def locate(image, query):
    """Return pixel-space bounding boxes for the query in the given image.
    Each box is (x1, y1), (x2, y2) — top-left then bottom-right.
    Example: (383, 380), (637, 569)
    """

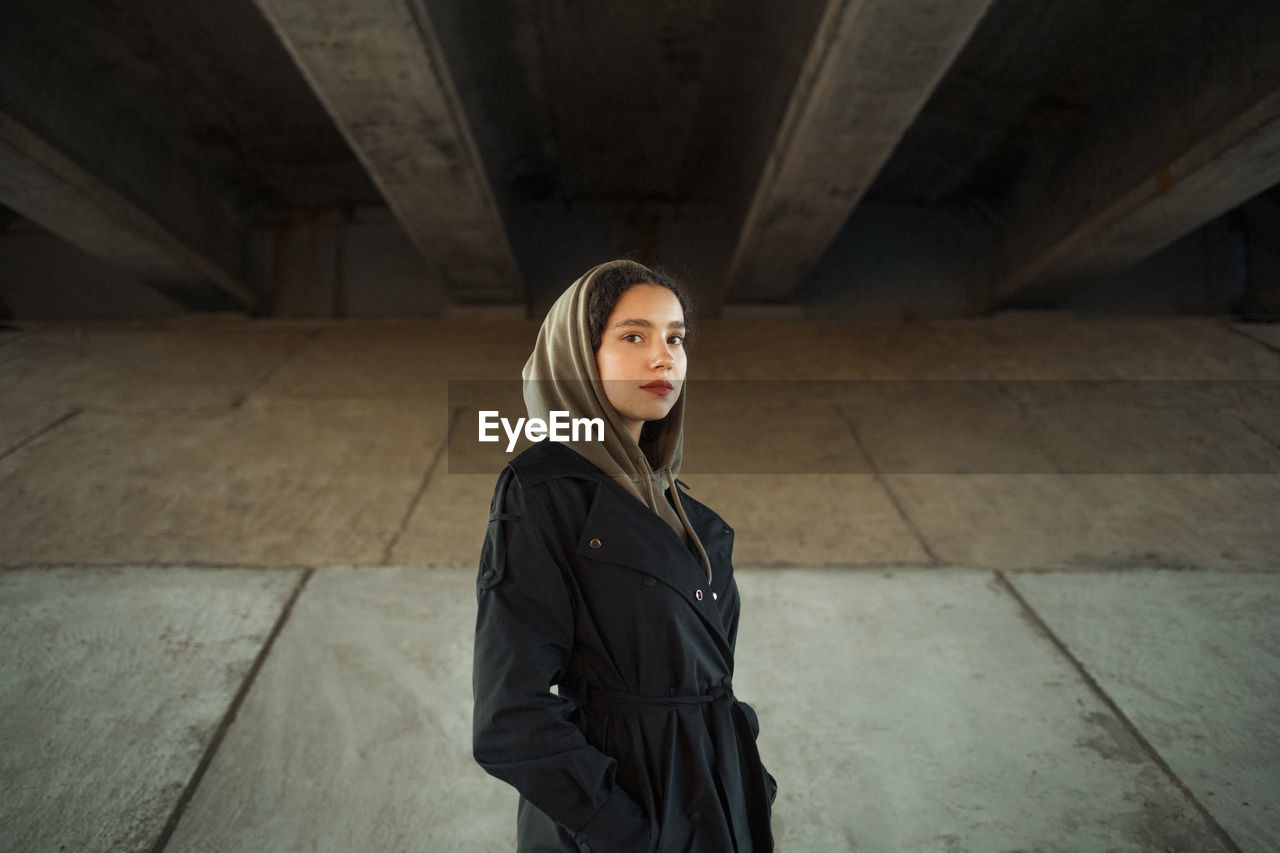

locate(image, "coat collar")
(509, 441), (733, 647)
(507, 440), (616, 488)
(576, 482), (732, 650)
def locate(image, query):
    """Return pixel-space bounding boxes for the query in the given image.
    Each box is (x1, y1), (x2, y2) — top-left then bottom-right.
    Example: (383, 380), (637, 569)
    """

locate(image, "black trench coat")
(472, 441), (775, 852)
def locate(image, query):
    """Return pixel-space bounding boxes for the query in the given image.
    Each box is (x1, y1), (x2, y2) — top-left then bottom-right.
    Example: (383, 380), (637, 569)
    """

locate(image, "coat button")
(643, 577), (656, 588)
(481, 569), (495, 581)
(695, 589), (703, 600)
(712, 591), (718, 600)
(668, 686), (678, 696)
(588, 537), (602, 549)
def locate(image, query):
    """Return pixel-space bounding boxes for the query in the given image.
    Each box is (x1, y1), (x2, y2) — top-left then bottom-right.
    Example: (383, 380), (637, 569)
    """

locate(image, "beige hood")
(521, 260), (712, 581)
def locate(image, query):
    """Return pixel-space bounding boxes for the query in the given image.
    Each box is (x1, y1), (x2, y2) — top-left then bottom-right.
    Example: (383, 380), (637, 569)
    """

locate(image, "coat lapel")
(574, 478), (731, 643)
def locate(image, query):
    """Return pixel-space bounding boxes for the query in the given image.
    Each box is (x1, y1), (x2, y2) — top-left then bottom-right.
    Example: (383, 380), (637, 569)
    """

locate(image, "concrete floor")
(1, 316), (1277, 851)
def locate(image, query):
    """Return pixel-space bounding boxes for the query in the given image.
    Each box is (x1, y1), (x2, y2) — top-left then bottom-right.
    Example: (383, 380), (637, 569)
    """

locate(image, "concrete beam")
(721, 0), (994, 304)
(0, 114), (259, 311)
(989, 6), (1280, 308)
(0, 0), (262, 312)
(252, 0), (523, 303)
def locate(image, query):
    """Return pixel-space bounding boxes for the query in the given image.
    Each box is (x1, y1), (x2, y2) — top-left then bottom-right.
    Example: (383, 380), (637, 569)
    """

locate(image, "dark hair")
(587, 262), (695, 352)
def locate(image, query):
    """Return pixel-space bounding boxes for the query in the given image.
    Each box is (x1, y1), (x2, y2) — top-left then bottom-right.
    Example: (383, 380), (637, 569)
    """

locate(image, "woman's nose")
(651, 341), (675, 368)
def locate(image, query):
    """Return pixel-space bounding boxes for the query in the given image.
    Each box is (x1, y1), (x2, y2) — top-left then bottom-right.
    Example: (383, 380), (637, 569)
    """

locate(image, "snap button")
(643, 577), (656, 588)
(712, 591), (718, 600)
(481, 569), (495, 581)
(695, 589), (703, 600)
(588, 538), (602, 549)
(722, 525), (731, 534)
(668, 686), (678, 696)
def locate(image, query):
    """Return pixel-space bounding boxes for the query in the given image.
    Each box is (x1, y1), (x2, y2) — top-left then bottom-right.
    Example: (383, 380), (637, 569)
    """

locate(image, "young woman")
(472, 260), (775, 852)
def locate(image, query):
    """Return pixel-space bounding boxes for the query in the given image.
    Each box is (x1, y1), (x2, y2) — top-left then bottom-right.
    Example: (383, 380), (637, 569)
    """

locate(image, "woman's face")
(594, 283), (687, 443)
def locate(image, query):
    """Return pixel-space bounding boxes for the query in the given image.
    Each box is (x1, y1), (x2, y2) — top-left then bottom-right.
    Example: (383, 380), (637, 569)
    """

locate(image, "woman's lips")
(640, 381), (674, 396)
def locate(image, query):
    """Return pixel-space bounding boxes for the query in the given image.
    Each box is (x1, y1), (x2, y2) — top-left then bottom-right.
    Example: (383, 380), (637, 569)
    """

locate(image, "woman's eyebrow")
(612, 318), (688, 329)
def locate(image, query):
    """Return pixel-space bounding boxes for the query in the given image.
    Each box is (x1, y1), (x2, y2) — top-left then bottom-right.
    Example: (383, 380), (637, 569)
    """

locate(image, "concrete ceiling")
(2, 0), (1279, 315)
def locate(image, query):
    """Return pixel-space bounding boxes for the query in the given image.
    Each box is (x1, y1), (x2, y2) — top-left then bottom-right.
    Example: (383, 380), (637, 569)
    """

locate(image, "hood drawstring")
(665, 466), (712, 583)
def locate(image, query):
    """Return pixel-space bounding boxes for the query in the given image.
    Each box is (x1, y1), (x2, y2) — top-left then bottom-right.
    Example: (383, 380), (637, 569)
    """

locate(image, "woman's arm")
(472, 469), (652, 852)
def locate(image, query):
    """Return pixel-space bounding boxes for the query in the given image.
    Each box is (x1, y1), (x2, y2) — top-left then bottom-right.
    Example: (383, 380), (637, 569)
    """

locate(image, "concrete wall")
(795, 203), (991, 321)
(4, 192), (1276, 322)
(790, 194), (1277, 322)
(256, 206), (453, 318)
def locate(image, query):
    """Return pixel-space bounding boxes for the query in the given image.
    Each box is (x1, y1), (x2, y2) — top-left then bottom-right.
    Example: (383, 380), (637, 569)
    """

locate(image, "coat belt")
(562, 682), (773, 851)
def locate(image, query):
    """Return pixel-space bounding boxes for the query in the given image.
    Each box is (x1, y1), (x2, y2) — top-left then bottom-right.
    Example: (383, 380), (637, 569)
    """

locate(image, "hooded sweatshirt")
(521, 260), (713, 582)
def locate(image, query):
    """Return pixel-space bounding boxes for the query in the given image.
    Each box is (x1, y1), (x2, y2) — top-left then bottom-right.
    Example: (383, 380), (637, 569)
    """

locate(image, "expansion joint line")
(380, 406), (463, 565)
(993, 571), (1243, 853)
(149, 567), (316, 853)
(231, 327), (326, 409)
(834, 404), (941, 565)
(0, 407), (82, 463)
(1223, 319), (1280, 358)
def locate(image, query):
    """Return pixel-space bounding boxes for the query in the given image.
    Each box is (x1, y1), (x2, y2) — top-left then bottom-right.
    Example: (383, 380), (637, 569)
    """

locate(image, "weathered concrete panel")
(163, 566), (1235, 851)
(0, 325), (316, 411)
(693, 317), (1280, 381)
(390, 474), (493, 566)
(399, 468), (930, 568)
(0, 404), (76, 459)
(1233, 322), (1280, 355)
(252, 0), (523, 302)
(733, 569), (1230, 850)
(0, 565), (302, 853)
(723, 0), (995, 303)
(886, 473), (1280, 571)
(1009, 570), (1280, 851)
(259, 321), (537, 398)
(684, 475), (930, 566)
(0, 400), (442, 566)
(166, 566), (515, 852)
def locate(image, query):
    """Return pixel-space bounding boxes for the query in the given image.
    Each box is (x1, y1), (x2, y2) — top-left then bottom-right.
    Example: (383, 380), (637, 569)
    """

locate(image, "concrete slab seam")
(1223, 320), (1280, 358)
(1002, 564), (1280, 576)
(992, 380), (1068, 473)
(147, 567), (316, 853)
(379, 406), (464, 565)
(1236, 416), (1280, 454)
(993, 570), (1244, 853)
(229, 326), (326, 409)
(834, 403), (941, 565)
(0, 406), (81, 463)
(0, 561), (320, 573)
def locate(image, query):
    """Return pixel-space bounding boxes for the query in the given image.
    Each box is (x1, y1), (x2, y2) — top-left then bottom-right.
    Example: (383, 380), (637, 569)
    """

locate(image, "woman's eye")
(622, 333), (643, 343)
(668, 335), (684, 346)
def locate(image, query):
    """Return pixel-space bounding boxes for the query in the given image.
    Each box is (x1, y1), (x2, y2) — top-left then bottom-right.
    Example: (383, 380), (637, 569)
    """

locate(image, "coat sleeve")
(472, 468), (653, 852)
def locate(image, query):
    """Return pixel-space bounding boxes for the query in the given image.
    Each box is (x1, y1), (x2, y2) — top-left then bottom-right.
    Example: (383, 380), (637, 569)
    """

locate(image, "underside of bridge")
(3, 0), (1280, 320)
